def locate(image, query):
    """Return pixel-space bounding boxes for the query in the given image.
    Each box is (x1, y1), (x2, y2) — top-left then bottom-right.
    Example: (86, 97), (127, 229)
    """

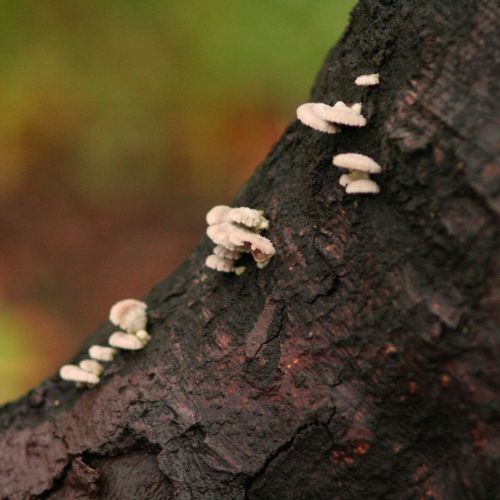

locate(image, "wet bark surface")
(1, 0), (499, 498)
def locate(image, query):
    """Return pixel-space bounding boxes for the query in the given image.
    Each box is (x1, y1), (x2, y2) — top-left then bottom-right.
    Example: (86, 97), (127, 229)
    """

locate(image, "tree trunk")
(1, 0), (499, 498)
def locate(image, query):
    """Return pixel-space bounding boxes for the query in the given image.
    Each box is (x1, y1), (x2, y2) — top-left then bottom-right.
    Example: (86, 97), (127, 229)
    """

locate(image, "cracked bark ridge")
(1, 0), (499, 498)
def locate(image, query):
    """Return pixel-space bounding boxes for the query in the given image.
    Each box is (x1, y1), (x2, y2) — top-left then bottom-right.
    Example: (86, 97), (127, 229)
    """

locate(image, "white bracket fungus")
(59, 364), (100, 385)
(355, 73), (380, 86)
(345, 178), (380, 194)
(108, 298), (151, 349)
(60, 298), (150, 387)
(109, 298), (147, 334)
(205, 252), (246, 275)
(206, 205), (269, 231)
(333, 153), (382, 195)
(205, 205), (275, 273)
(296, 103), (339, 134)
(89, 345), (117, 362)
(79, 359), (104, 376)
(213, 244), (242, 261)
(297, 101), (366, 131)
(333, 153), (382, 174)
(108, 331), (145, 350)
(324, 101), (367, 127)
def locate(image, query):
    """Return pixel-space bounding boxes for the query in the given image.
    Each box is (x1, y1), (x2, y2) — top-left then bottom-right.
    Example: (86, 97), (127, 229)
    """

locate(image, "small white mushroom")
(345, 179), (380, 194)
(206, 254), (236, 273)
(229, 207), (269, 231)
(332, 153), (382, 174)
(79, 359), (104, 376)
(207, 224), (275, 268)
(206, 206), (268, 230)
(355, 73), (380, 86)
(108, 331), (145, 350)
(213, 244), (242, 261)
(227, 227), (276, 265)
(296, 103), (339, 134)
(135, 329), (151, 344)
(205, 254), (246, 275)
(333, 154), (382, 195)
(60, 364), (99, 385)
(207, 223), (240, 251)
(323, 103), (367, 127)
(333, 101), (363, 115)
(109, 299), (147, 333)
(339, 172), (369, 187)
(89, 345), (117, 362)
(206, 204), (275, 271)
(206, 205), (232, 226)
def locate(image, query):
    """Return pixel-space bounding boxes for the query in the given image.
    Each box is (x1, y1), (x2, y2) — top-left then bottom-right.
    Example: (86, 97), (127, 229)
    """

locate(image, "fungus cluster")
(355, 73), (380, 86)
(59, 298), (150, 386)
(205, 205), (275, 273)
(296, 71), (382, 195)
(333, 153), (381, 194)
(296, 100), (366, 133)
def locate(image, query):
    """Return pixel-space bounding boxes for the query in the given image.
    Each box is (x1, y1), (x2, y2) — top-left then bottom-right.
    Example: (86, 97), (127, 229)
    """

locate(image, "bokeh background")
(0, 0), (356, 404)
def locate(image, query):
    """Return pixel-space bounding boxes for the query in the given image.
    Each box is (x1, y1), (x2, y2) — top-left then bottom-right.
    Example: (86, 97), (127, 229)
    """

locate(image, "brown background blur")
(0, 0), (356, 404)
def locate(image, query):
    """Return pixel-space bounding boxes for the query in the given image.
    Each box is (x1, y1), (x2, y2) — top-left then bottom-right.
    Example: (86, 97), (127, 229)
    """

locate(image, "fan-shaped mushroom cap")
(206, 205), (232, 226)
(296, 103), (338, 134)
(89, 345), (117, 362)
(338, 171), (369, 187)
(229, 207), (269, 230)
(79, 359), (104, 376)
(109, 299), (147, 333)
(60, 365), (99, 385)
(205, 254), (235, 273)
(207, 223), (239, 250)
(333, 101), (362, 115)
(207, 206), (268, 230)
(213, 244), (241, 261)
(345, 179), (380, 194)
(355, 73), (380, 86)
(333, 153), (382, 174)
(228, 228), (275, 261)
(108, 331), (144, 350)
(323, 105), (367, 127)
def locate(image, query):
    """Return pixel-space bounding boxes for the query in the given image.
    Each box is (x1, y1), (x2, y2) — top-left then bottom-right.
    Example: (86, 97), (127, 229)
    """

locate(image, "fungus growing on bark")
(355, 73), (380, 86)
(296, 103), (339, 133)
(213, 244), (242, 261)
(89, 345), (117, 362)
(79, 359), (104, 376)
(205, 254), (247, 275)
(297, 101), (366, 130)
(206, 205), (269, 230)
(59, 365), (100, 385)
(60, 299), (150, 386)
(324, 101), (367, 127)
(226, 228), (275, 268)
(229, 207), (269, 231)
(109, 299), (147, 333)
(206, 205), (275, 272)
(333, 153), (382, 174)
(108, 331), (145, 350)
(136, 329), (151, 344)
(345, 178), (380, 194)
(333, 153), (382, 194)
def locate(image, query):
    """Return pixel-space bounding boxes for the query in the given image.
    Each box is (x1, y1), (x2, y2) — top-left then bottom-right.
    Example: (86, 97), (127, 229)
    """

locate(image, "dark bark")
(1, 0), (499, 498)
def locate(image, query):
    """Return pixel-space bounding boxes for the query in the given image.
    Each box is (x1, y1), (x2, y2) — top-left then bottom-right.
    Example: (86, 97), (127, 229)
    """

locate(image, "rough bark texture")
(1, 0), (499, 498)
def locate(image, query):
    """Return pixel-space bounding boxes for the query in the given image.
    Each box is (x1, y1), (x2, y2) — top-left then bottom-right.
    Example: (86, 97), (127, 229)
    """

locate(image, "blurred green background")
(0, 0), (356, 404)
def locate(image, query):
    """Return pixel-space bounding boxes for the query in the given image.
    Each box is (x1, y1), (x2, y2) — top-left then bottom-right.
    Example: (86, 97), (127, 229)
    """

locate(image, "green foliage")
(0, 0), (356, 199)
